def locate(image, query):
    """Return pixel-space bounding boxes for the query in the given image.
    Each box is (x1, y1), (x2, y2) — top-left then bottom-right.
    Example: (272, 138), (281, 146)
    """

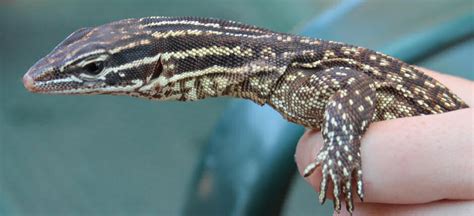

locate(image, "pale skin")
(295, 67), (474, 215)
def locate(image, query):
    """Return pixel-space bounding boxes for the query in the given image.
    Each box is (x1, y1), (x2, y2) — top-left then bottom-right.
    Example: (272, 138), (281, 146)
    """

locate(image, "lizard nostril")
(23, 73), (37, 92)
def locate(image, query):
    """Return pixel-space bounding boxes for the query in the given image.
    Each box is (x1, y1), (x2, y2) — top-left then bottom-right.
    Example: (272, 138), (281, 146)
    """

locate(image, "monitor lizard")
(22, 17), (469, 214)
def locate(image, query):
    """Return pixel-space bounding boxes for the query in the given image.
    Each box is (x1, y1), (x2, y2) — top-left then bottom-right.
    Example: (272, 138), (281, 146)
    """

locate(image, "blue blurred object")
(183, 103), (302, 215)
(184, 4), (474, 216)
(299, 0), (364, 37)
(384, 13), (474, 64)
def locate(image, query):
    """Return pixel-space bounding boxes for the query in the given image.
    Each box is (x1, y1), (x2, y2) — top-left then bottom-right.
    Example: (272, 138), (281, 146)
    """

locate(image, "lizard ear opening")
(150, 56), (163, 80)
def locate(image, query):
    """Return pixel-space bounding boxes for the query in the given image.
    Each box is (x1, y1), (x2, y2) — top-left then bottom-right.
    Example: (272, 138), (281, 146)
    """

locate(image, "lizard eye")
(83, 61), (105, 75)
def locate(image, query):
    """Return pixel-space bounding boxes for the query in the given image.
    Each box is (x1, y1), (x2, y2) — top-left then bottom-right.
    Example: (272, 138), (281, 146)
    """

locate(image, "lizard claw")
(303, 159), (328, 204)
(303, 161), (319, 177)
(304, 149), (363, 214)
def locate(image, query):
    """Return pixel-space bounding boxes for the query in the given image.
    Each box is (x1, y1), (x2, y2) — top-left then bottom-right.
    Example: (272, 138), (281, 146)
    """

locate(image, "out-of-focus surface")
(0, 0), (472, 215)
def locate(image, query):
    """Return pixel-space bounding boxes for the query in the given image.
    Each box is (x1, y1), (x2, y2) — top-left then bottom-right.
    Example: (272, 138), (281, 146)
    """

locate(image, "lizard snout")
(23, 72), (38, 92)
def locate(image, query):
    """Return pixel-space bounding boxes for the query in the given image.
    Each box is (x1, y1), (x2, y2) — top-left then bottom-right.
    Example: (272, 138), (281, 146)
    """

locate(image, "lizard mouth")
(22, 70), (84, 94)
(23, 61), (89, 94)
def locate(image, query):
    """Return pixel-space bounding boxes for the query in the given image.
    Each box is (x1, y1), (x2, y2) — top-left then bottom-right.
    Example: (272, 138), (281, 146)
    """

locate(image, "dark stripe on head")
(160, 34), (255, 52)
(172, 54), (259, 75)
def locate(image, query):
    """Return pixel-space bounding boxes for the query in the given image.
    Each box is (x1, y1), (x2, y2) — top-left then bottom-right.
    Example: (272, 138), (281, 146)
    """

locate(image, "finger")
(295, 69), (474, 204)
(297, 107), (474, 204)
(335, 200), (474, 216)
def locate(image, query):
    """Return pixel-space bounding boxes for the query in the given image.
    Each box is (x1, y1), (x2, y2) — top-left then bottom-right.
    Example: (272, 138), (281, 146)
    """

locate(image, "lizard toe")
(303, 160), (320, 177)
(319, 163), (329, 204)
(355, 167), (364, 201)
(343, 179), (354, 213)
(331, 175), (342, 213)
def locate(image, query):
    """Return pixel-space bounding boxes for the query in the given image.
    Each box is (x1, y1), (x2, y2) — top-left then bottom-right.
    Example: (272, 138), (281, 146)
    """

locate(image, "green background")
(1, 0), (472, 215)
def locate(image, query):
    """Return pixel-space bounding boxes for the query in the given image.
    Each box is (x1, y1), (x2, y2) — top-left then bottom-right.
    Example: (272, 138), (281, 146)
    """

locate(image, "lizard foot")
(303, 149), (364, 214)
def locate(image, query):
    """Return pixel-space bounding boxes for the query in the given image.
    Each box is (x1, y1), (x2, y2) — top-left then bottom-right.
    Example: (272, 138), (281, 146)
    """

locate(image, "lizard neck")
(152, 43), (291, 104)
(134, 17), (324, 103)
(139, 36), (302, 103)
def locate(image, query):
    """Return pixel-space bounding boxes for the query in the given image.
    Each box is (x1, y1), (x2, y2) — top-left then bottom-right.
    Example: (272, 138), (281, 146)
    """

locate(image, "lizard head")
(23, 18), (161, 96)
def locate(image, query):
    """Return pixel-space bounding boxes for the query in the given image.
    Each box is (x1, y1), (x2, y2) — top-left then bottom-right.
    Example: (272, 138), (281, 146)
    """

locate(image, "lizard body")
(23, 17), (469, 213)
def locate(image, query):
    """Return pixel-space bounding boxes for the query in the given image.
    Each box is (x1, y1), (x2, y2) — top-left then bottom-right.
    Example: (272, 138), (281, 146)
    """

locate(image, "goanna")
(23, 17), (469, 213)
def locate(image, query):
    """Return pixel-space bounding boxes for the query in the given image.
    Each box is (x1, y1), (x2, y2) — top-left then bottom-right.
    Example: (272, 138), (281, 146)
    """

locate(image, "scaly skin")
(23, 17), (469, 213)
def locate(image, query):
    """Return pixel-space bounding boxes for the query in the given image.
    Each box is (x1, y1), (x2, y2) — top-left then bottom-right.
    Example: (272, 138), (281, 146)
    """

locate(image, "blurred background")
(0, 0), (472, 215)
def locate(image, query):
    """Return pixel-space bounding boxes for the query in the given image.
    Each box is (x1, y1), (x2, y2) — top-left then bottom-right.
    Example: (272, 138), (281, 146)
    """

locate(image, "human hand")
(295, 67), (474, 215)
